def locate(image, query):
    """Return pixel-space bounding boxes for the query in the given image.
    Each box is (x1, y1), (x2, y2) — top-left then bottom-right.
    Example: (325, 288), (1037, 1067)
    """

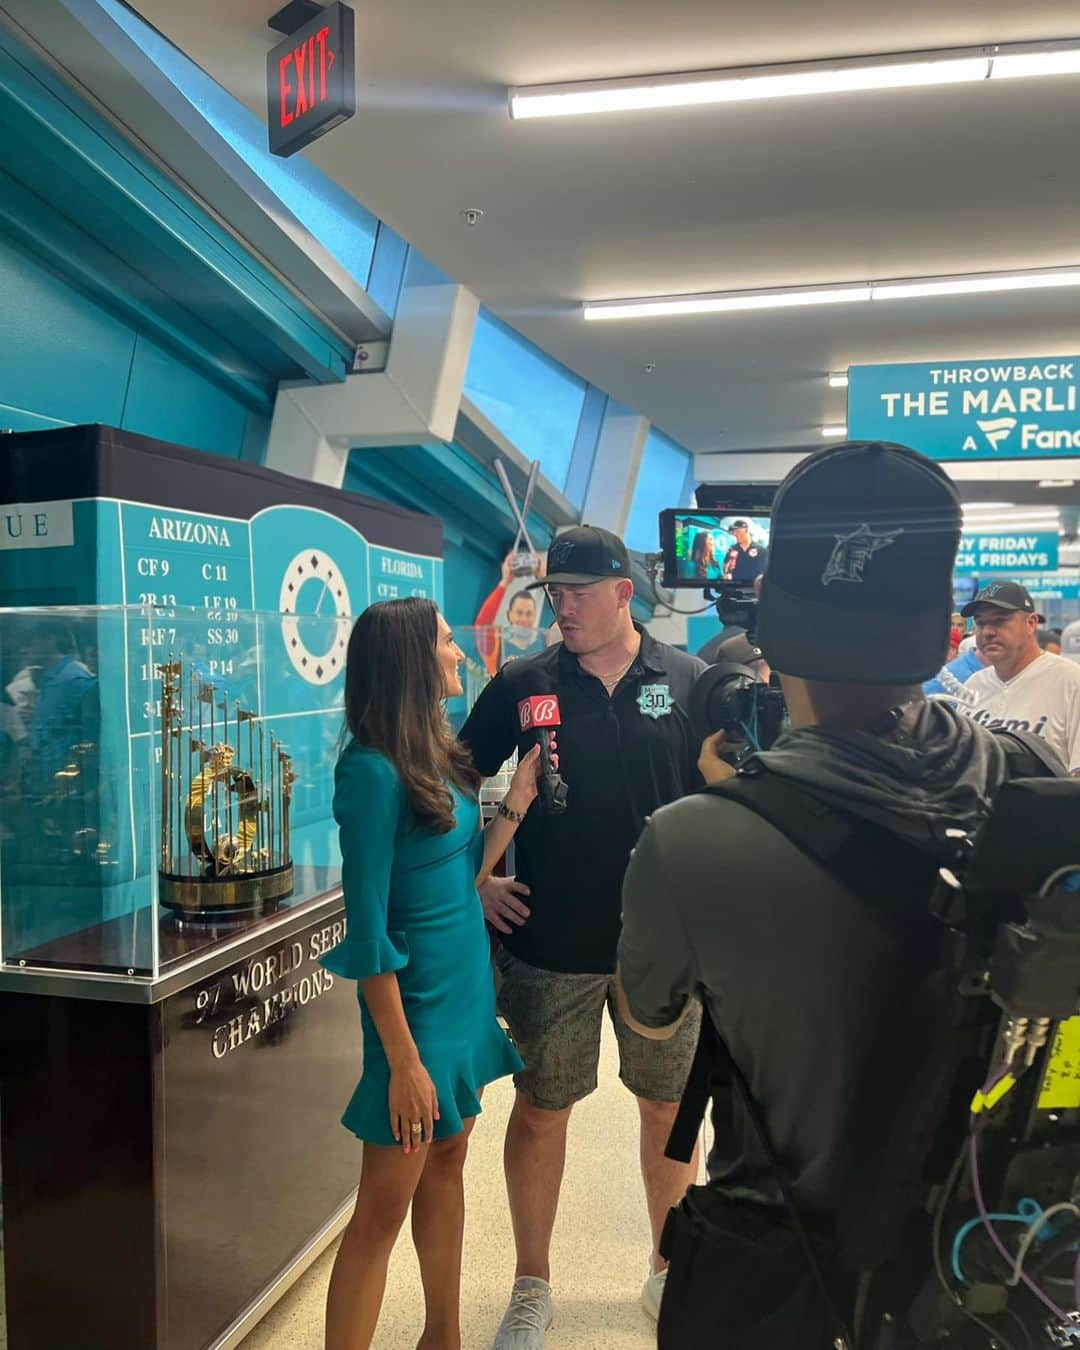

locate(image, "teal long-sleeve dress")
(322, 742), (522, 1144)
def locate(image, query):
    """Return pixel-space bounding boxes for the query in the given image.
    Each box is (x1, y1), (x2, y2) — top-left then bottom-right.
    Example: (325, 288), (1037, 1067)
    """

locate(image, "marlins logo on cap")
(822, 524), (904, 586)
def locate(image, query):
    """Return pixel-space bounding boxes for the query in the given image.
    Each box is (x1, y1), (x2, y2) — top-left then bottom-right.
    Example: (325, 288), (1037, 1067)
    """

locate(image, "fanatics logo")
(976, 417), (1018, 453)
(822, 523), (903, 586)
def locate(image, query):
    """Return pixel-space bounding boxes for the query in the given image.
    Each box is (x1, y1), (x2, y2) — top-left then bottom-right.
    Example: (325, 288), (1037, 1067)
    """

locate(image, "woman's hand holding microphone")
(506, 742), (542, 815)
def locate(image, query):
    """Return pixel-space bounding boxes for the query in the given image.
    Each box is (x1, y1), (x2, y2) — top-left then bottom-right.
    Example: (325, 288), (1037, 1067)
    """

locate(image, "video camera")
(652, 485), (787, 754)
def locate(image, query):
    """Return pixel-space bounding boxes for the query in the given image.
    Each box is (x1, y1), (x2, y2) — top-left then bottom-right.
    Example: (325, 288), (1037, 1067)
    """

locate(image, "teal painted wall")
(0, 226), (265, 458)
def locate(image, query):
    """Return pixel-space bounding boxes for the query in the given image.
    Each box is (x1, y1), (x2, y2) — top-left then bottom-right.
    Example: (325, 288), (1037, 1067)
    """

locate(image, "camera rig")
(891, 777), (1080, 1350)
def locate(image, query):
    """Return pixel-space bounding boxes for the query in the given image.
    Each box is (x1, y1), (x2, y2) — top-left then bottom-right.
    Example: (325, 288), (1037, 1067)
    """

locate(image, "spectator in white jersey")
(959, 580), (1080, 774)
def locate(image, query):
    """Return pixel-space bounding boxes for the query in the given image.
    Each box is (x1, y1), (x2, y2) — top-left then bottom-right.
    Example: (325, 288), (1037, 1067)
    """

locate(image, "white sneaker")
(641, 1267), (668, 1322)
(493, 1277), (553, 1349)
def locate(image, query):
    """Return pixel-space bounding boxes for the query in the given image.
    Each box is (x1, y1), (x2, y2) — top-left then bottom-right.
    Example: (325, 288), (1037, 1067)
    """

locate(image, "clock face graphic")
(279, 549), (352, 685)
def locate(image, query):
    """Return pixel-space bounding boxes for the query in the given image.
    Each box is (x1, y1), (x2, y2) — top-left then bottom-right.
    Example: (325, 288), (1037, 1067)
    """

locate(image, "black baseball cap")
(756, 441), (962, 684)
(961, 581), (1045, 624)
(528, 525), (631, 587)
(730, 519), (751, 530)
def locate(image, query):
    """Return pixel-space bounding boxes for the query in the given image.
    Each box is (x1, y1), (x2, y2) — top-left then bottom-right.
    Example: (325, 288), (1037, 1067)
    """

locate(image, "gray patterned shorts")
(494, 947), (701, 1111)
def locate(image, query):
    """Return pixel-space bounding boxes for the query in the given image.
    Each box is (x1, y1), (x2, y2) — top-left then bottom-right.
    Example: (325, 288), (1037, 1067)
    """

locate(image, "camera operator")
(616, 442), (1066, 1349)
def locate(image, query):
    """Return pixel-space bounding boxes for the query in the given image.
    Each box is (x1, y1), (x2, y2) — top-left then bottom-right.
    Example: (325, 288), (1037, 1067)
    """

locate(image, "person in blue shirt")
(27, 622), (97, 794)
(322, 597), (539, 1350)
(923, 637), (987, 700)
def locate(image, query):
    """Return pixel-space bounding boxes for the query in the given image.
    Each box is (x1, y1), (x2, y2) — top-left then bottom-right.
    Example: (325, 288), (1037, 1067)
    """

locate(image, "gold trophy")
(156, 659), (295, 919)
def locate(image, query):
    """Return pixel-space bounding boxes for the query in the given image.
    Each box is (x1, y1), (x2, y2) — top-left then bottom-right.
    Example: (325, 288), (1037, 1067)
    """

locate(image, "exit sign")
(267, 3), (355, 158)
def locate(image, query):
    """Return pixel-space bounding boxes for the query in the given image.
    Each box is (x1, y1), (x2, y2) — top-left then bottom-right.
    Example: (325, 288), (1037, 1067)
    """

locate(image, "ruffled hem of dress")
(340, 1022), (523, 1145)
(320, 930), (409, 981)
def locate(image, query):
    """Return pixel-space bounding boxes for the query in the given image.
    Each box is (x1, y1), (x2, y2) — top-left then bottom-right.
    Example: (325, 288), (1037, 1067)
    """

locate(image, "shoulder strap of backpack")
(991, 725), (1067, 779)
(703, 769), (941, 921)
(667, 769), (941, 1166)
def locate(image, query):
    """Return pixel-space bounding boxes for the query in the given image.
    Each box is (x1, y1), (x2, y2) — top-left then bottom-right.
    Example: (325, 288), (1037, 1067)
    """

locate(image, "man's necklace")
(590, 654), (636, 690)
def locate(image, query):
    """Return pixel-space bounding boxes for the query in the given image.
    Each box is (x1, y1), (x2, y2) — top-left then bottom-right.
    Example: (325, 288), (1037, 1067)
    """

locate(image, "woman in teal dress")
(322, 597), (537, 1350)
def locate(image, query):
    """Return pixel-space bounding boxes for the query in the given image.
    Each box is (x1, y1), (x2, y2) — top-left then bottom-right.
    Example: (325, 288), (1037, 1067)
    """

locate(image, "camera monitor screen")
(660, 509), (772, 589)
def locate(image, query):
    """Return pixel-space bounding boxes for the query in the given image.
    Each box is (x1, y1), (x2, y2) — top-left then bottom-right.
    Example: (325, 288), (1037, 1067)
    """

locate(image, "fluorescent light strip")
(961, 502), (1016, 511)
(584, 284), (869, 321)
(828, 372), (850, 388)
(964, 514), (1059, 521)
(510, 41), (1080, 120)
(872, 269), (1080, 300)
(821, 425), (848, 438)
(963, 514), (1060, 524)
(584, 267), (1080, 321)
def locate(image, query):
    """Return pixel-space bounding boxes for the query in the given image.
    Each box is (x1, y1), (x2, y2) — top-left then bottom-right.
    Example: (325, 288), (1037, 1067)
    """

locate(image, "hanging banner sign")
(267, 3), (355, 158)
(848, 357), (1080, 460)
(1022, 572), (1080, 601)
(955, 532), (1059, 573)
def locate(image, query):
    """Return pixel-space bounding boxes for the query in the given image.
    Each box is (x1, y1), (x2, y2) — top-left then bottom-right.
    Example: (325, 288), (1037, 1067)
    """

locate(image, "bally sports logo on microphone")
(518, 696), (561, 731)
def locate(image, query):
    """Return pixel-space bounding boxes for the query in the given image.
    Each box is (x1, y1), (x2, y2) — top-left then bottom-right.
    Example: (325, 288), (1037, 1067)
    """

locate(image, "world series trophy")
(156, 659), (295, 920)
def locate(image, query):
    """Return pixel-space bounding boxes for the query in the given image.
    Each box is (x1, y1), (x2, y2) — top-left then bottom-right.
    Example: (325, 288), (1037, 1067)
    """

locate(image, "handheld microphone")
(517, 695), (569, 815)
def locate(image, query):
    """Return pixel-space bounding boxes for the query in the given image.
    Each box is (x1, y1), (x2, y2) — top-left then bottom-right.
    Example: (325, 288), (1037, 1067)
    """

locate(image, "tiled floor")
(241, 1023), (703, 1349)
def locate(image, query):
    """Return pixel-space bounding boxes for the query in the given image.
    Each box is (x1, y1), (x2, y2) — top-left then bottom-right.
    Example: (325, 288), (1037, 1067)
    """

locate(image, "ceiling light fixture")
(962, 516), (1061, 530)
(510, 40), (1080, 120)
(1038, 478), (1076, 487)
(821, 424), (848, 438)
(828, 372), (850, 388)
(583, 266), (1080, 321)
(584, 283), (870, 321)
(961, 502), (1016, 511)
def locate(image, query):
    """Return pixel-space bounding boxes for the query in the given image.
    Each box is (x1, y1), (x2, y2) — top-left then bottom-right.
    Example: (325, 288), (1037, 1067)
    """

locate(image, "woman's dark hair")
(343, 598), (480, 834)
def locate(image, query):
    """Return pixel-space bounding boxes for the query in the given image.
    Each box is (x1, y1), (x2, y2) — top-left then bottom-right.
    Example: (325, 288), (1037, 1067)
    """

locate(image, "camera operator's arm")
(616, 809), (698, 1041)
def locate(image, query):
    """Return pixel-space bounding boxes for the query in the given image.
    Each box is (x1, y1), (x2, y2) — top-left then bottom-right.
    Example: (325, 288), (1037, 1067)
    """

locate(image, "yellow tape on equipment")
(1037, 1017), (1080, 1112)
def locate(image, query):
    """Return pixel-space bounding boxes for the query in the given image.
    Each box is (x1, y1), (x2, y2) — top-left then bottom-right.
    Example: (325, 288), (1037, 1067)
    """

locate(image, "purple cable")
(969, 1132), (1071, 1323)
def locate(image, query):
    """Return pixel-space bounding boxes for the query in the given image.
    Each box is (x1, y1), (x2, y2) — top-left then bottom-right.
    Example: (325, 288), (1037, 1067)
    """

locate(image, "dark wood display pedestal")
(0, 887), (362, 1350)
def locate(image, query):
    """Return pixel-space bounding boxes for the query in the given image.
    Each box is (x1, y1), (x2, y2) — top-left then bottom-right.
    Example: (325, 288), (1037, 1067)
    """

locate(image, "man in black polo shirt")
(460, 525), (706, 1347)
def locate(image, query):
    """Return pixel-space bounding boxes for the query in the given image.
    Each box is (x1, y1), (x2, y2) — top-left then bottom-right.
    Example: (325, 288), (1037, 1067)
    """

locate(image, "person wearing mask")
(322, 598), (541, 1350)
(460, 525), (707, 1347)
(959, 581), (1080, 774)
(617, 442), (1065, 1348)
(475, 553), (549, 676)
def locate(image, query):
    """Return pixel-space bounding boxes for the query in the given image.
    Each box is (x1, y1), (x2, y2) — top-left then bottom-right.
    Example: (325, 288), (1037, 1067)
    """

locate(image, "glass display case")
(0, 604), (346, 984)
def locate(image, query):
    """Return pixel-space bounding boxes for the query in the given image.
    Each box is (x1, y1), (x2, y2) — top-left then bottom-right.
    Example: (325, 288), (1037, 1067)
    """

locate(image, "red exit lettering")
(278, 25), (336, 129)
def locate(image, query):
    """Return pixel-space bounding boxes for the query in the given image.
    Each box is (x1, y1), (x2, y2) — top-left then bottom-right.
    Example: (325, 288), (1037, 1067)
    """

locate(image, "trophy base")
(158, 864), (294, 920)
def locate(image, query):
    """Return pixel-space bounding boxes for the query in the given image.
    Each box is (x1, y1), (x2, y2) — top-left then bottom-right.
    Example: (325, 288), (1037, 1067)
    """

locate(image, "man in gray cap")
(960, 580), (1080, 773)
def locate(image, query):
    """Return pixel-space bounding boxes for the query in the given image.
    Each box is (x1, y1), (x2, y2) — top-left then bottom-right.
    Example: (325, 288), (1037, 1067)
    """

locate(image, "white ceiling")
(130, 0), (1080, 458)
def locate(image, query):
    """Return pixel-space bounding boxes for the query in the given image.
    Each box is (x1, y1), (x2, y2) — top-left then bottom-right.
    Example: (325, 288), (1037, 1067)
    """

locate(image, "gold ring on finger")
(410, 1122), (422, 1135)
